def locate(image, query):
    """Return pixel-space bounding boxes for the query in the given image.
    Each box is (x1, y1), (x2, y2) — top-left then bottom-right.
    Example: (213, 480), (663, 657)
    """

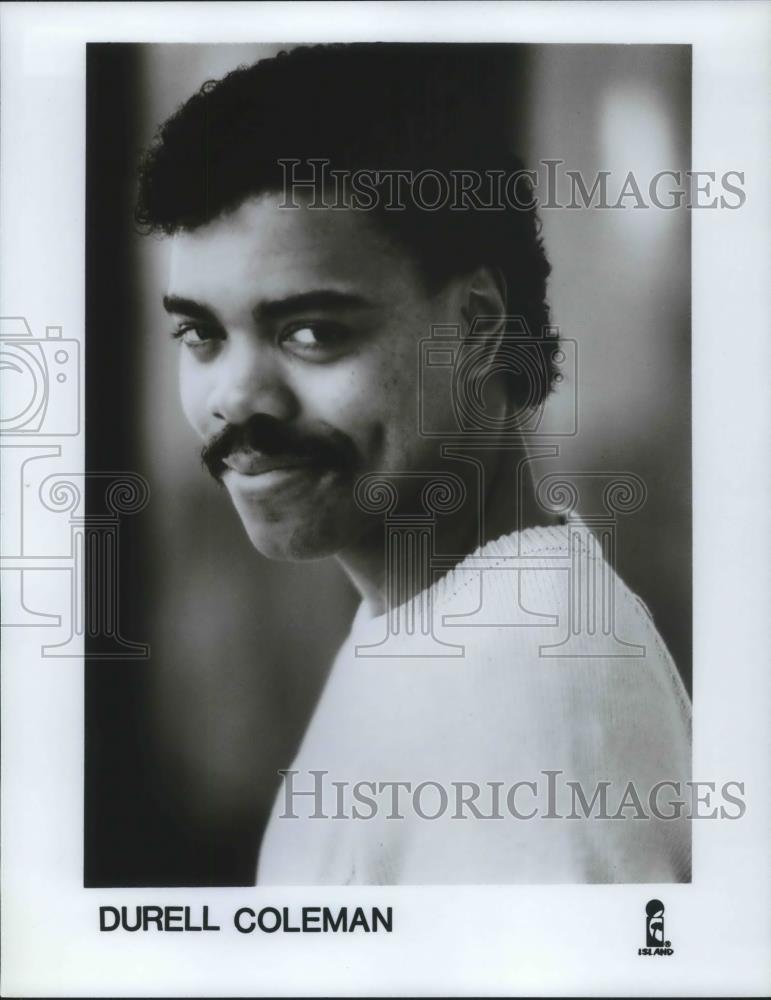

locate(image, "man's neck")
(337, 440), (561, 618)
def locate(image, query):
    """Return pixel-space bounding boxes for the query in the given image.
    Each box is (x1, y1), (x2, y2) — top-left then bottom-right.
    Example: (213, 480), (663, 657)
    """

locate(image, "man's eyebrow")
(254, 290), (374, 322)
(162, 290), (375, 325)
(162, 295), (220, 323)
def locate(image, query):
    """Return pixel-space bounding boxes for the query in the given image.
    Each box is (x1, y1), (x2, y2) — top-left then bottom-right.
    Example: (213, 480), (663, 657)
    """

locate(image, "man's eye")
(282, 322), (350, 355)
(171, 325), (219, 349)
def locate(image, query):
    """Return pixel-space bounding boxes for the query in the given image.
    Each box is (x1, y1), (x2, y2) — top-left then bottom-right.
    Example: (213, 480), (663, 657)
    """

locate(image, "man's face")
(165, 194), (463, 561)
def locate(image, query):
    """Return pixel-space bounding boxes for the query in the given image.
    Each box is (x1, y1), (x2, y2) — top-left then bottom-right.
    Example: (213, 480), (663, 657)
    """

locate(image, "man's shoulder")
(435, 526), (687, 700)
(418, 540), (691, 764)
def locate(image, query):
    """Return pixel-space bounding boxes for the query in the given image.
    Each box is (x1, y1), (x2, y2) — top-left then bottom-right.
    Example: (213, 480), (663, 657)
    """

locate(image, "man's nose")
(207, 340), (298, 426)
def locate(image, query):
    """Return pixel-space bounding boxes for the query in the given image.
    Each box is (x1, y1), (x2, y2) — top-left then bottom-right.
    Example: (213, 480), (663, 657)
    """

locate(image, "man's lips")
(221, 450), (318, 477)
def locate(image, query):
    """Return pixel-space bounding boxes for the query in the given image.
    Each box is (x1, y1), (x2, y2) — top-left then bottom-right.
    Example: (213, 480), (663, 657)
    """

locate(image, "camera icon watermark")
(353, 314), (649, 658)
(1, 316), (148, 658)
(418, 316), (577, 440)
(0, 316), (80, 436)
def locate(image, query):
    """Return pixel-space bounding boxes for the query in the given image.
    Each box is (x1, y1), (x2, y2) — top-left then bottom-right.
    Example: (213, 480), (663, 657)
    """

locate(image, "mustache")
(200, 414), (359, 481)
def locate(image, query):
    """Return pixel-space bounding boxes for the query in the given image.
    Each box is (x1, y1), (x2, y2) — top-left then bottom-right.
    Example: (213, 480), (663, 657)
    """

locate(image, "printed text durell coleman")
(99, 905), (393, 934)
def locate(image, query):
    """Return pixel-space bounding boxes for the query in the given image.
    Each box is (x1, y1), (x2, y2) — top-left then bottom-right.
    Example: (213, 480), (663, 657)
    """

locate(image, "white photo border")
(1, 2), (769, 996)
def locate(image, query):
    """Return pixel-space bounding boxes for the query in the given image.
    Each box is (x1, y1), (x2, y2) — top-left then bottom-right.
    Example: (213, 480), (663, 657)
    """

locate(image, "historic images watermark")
(0, 316), (149, 658)
(279, 158), (746, 212)
(350, 314), (651, 659)
(276, 769), (746, 822)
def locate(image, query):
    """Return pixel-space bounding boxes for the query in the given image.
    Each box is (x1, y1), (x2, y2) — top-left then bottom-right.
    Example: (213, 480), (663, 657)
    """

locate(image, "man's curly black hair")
(136, 43), (556, 406)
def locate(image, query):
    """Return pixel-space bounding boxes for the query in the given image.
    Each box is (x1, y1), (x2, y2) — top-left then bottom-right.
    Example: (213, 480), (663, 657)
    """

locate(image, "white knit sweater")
(257, 520), (692, 884)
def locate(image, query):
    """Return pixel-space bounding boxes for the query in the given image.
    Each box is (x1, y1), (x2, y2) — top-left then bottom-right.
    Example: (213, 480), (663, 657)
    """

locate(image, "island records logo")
(638, 899), (674, 956)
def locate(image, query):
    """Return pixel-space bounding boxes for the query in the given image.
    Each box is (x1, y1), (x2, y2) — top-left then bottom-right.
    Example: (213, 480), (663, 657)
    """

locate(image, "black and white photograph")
(1, 3), (769, 997)
(87, 40), (695, 888)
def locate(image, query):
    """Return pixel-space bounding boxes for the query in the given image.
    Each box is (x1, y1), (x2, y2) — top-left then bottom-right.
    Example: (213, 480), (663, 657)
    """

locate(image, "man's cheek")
(358, 408), (419, 471)
(178, 365), (208, 439)
(305, 381), (383, 451)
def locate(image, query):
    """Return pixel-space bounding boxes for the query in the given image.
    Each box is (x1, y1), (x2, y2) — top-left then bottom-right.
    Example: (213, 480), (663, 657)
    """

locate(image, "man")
(137, 43), (691, 884)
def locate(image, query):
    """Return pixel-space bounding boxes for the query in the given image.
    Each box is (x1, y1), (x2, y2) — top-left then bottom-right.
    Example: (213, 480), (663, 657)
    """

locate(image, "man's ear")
(460, 265), (509, 356)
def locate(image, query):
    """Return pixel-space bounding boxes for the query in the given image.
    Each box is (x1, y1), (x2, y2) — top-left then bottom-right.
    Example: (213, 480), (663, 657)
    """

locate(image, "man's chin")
(223, 466), (365, 561)
(240, 517), (350, 562)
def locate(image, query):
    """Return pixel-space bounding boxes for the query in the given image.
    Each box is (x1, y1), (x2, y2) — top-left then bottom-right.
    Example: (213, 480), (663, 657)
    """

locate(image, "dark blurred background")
(85, 43), (691, 886)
